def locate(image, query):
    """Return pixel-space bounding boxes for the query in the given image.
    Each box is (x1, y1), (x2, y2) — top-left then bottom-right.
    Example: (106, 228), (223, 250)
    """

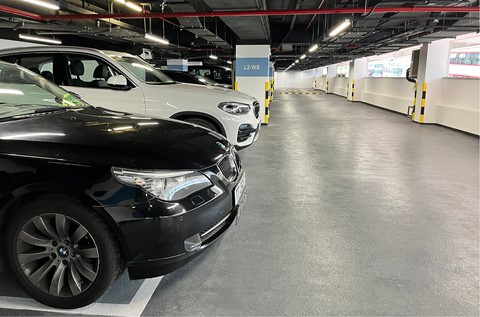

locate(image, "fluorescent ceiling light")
(308, 44), (319, 53)
(227, 60), (232, 64)
(300, 54), (306, 60)
(209, 54), (218, 60)
(144, 33), (169, 45)
(23, 0), (59, 10)
(329, 19), (351, 37)
(19, 34), (62, 44)
(295, 60), (299, 63)
(115, 0), (126, 3)
(125, 1), (142, 12)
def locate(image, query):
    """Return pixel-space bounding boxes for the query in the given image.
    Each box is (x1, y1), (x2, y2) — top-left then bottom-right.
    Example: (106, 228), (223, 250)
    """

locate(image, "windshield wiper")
(34, 106), (65, 113)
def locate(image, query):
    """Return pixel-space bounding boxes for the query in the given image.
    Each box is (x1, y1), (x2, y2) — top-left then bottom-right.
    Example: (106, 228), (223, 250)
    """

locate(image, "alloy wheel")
(15, 213), (100, 297)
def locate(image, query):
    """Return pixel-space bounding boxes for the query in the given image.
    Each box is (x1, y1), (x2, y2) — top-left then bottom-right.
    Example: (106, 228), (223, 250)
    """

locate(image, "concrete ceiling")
(0, 0), (478, 69)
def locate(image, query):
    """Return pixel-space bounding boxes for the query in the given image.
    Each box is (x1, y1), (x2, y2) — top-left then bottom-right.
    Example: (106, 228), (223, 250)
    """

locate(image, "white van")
(0, 46), (261, 149)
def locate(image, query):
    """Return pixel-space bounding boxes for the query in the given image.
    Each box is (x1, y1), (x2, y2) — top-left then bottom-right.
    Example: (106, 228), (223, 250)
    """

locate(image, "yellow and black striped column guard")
(420, 82), (427, 123)
(264, 81), (270, 124)
(351, 80), (355, 101)
(325, 79), (329, 93)
(411, 82), (418, 121)
(270, 78), (274, 102)
(234, 81), (238, 91)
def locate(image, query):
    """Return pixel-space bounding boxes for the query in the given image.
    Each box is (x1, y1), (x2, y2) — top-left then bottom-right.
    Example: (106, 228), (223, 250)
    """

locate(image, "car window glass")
(108, 55), (173, 85)
(65, 54), (120, 88)
(13, 55), (55, 80)
(213, 68), (231, 82)
(175, 73), (195, 84)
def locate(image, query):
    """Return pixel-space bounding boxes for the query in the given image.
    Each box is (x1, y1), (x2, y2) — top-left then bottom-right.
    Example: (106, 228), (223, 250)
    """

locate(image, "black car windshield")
(0, 62), (89, 120)
(109, 55), (175, 85)
(194, 74), (218, 86)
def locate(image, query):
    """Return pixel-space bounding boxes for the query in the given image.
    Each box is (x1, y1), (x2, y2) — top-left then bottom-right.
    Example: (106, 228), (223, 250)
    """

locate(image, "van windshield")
(0, 62), (89, 120)
(109, 55), (175, 85)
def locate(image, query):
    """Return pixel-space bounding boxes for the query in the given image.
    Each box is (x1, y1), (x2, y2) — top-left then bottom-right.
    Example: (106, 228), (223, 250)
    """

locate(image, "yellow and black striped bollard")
(420, 82), (427, 123)
(264, 81), (270, 124)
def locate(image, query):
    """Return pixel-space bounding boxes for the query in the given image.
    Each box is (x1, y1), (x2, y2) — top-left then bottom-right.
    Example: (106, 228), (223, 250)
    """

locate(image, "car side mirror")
(107, 75), (130, 90)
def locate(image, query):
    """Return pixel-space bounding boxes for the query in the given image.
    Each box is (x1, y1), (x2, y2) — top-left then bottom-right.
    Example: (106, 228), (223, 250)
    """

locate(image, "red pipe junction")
(1, 5), (478, 21)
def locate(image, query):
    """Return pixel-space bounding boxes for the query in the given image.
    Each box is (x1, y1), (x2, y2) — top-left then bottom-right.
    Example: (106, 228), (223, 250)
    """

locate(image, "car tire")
(5, 194), (122, 309)
(184, 117), (219, 133)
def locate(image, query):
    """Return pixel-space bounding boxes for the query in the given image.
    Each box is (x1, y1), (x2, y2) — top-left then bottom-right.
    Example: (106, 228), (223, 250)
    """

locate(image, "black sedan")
(162, 70), (233, 89)
(0, 62), (246, 309)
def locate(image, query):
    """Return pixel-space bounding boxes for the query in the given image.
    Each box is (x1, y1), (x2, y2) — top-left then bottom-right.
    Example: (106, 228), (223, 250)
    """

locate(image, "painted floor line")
(0, 276), (163, 317)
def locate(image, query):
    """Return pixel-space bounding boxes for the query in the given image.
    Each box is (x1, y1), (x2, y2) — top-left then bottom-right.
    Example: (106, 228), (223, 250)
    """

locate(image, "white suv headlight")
(112, 168), (212, 201)
(218, 102), (251, 115)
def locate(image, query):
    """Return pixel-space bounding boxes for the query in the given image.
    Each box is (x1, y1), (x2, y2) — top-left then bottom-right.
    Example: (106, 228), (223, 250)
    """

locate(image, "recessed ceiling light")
(209, 54), (218, 60)
(300, 54), (306, 60)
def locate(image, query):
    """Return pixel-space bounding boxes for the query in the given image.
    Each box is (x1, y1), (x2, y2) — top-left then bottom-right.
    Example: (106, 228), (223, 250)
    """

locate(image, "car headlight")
(218, 102), (251, 115)
(112, 168), (212, 201)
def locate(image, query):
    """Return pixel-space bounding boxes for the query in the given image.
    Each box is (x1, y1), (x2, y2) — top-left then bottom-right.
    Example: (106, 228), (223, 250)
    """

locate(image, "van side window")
(65, 54), (120, 88)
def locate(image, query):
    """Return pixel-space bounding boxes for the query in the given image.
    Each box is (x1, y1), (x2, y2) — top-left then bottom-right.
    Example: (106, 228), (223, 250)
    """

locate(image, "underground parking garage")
(0, 0), (478, 315)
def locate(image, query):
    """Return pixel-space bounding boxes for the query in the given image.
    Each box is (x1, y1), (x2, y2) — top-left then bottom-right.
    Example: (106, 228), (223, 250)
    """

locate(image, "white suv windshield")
(0, 62), (89, 120)
(109, 55), (175, 85)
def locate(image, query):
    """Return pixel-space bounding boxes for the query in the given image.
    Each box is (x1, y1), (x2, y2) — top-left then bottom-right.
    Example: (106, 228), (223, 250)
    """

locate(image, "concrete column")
(326, 65), (337, 94)
(413, 39), (450, 123)
(347, 58), (367, 102)
(235, 45), (271, 124)
(167, 59), (188, 71)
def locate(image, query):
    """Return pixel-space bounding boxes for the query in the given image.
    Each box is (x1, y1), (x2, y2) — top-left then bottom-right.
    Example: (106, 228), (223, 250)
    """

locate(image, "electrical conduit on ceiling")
(0, 5), (478, 21)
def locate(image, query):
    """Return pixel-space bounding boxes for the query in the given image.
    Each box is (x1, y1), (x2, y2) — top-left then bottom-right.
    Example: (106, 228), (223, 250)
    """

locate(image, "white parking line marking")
(0, 276), (162, 317)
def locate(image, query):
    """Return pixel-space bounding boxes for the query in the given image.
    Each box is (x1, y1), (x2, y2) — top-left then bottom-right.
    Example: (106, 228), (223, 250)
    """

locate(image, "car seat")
(28, 67), (40, 74)
(40, 71), (54, 82)
(69, 60), (89, 87)
(91, 65), (111, 88)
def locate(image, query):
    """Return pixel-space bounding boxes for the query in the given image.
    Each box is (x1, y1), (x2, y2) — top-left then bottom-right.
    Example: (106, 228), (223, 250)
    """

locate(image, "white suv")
(0, 46), (261, 149)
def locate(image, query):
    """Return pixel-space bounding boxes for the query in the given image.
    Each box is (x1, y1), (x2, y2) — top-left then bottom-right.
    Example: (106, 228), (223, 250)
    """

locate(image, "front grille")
(253, 101), (260, 118)
(218, 154), (238, 181)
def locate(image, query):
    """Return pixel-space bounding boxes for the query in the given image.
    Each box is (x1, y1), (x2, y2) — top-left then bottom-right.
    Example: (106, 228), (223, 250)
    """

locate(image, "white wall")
(436, 78), (479, 135)
(275, 70), (315, 89)
(314, 76), (327, 91)
(362, 78), (415, 113)
(0, 39), (44, 50)
(332, 77), (349, 97)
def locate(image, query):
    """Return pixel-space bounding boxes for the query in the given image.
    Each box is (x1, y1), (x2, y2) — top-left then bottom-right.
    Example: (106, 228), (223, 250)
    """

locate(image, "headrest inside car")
(93, 65), (110, 79)
(70, 60), (84, 76)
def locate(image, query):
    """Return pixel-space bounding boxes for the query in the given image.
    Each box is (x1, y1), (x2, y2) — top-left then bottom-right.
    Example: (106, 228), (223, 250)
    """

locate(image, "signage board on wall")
(236, 58), (269, 77)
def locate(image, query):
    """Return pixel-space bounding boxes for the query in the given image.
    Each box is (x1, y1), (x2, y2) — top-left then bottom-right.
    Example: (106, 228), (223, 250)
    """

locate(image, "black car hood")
(0, 107), (230, 170)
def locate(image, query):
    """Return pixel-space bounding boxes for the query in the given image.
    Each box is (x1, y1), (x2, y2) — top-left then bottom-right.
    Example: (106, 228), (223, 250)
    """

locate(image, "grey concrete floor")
(0, 92), (478, 316)
(143, 93), (479, 316)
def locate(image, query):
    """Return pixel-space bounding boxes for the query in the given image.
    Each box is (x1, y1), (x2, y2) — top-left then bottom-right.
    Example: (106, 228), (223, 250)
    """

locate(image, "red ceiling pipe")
(36, 6), (480, 21)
